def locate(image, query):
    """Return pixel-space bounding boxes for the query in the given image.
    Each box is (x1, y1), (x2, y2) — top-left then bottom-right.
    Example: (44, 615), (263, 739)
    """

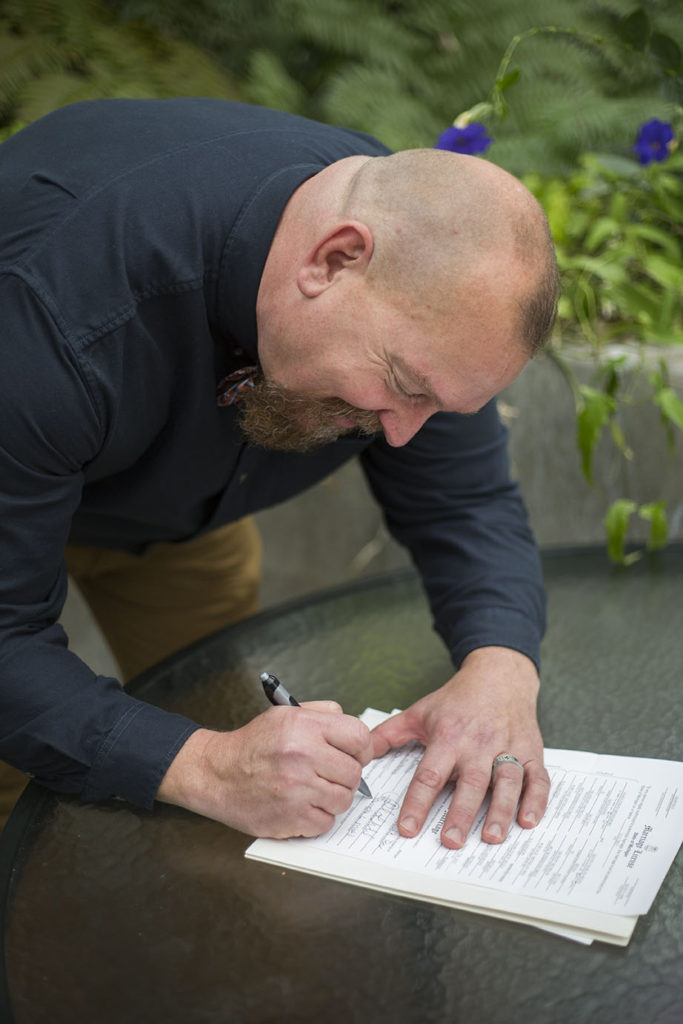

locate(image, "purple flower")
(632, 119), (675, 165)
(435, 122), (492, 156)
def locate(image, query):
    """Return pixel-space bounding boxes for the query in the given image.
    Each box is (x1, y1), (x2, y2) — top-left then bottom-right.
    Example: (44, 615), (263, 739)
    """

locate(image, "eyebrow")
(391, 355), (440, 403)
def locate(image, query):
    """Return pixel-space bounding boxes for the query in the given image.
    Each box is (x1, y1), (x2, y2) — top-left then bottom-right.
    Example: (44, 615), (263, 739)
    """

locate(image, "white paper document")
(246, 709), (683, 946)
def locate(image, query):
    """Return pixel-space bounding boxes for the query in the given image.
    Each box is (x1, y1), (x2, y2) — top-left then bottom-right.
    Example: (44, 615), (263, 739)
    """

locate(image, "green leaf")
(654, 386), (683, 432)
(611, 280), (664, 326)
(638, 502), (668, 551)
(539, 180), (571, 243)
(563, 254), (629, 285)
(640, 253), (683, 292)
(576, 386), (617, 483)
(604, 499), (638, 564)
(584, 217), (620, 254)
(650, 33), (682, 73)
(583, 154), (642, 179)
(609, 419), (633, 461)
(495, 69), (520, 93)
(641, 326), (683, 346)
(625, 224), (681, 263)
(619, 8), (651, 52)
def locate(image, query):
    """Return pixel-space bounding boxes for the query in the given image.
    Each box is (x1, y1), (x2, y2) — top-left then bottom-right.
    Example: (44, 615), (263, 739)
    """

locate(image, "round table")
(1, 548), (681, 1024)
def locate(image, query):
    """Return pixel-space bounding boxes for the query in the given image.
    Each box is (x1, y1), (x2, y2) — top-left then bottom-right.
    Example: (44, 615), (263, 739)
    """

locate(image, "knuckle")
(353, 719), (371, 747)
(523, 761), (551, 787)
(460, 765), (492, 790)
(334, 788), (355, 815)
(489, 795), (517, 819)
(450, 796), (480, 821)
(415, 766), (443, 790)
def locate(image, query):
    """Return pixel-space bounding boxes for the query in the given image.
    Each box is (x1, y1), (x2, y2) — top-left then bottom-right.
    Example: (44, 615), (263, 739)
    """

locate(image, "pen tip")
(259, 672), (270, 682)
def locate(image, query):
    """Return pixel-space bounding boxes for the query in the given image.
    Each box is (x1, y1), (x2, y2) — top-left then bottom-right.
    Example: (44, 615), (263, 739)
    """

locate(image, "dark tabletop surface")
(0, 547), (681, 1024)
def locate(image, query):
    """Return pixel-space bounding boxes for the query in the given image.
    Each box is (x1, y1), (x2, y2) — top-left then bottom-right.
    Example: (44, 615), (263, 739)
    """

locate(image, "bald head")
(339, 149), (559, 355)
(257, 148), (559, 448)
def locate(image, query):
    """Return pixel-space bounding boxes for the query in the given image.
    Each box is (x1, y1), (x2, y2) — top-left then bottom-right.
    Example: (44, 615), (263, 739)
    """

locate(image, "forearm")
(362, 405), (546, 671)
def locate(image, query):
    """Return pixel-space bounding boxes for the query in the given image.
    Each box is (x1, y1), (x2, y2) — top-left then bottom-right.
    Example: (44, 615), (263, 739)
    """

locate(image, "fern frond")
(245, 50), (306, 114)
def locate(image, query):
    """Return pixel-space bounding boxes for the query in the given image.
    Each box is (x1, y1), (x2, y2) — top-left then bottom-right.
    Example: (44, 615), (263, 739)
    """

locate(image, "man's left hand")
(370, 646), (550, 848)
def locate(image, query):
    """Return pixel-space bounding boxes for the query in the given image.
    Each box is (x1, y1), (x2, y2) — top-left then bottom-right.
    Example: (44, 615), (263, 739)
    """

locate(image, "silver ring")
(491, 752), (524, 782)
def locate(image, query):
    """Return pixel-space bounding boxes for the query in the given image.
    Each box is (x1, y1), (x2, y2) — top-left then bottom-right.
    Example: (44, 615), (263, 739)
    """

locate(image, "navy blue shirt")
(0, 98), (545, 808)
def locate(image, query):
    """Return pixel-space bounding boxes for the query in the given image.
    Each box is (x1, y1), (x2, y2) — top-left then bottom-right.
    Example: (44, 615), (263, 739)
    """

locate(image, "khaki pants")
(0, 517), (262, 828)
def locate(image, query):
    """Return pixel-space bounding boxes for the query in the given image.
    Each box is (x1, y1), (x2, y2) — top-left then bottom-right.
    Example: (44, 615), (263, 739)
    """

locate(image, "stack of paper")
(246, 709), (683, 945)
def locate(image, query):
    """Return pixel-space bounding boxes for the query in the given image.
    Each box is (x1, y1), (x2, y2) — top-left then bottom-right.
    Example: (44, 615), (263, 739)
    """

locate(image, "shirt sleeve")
(0, 274), (200, 807)
(360, 401), (546, 671)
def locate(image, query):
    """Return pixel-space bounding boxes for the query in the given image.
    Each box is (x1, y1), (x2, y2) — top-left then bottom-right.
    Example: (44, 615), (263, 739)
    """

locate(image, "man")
(0, 98), (559, 848)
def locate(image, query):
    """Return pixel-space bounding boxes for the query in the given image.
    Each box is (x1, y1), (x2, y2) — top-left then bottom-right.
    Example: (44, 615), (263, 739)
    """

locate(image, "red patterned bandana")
(216, 366), (258, 406)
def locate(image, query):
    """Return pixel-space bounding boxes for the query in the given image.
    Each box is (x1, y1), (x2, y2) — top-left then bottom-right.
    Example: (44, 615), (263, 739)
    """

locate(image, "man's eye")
(390, 375), (424, 401)
(399, 384), (428, 401)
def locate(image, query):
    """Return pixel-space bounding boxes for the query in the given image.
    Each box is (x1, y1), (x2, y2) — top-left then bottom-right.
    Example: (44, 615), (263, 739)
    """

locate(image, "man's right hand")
(156, 701), (373, 838)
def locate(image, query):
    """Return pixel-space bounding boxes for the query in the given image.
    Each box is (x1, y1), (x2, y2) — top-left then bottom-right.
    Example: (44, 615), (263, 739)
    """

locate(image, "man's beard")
(238, 375), (382, 453)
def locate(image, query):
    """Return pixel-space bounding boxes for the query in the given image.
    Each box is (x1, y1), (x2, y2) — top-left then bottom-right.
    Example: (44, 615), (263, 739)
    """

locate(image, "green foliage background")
(1, 0), (680, 172)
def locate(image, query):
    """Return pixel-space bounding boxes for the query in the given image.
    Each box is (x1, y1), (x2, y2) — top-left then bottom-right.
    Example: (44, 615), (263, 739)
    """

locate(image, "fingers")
(439, 759), (494, 849)
(395, 738), (549, 850)
(516, 757), (551, 829)
(267, 705), (372, 796)
(441, 754), (550, 849)
(480, 759), (525, 845)
(397, 739), (458, 839)
(320, 712), (374, 767)
(299, 700), (343, 714)
(314, 742), (368, 795)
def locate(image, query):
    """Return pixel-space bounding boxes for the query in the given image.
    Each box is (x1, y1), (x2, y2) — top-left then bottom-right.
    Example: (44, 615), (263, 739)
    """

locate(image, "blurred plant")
(446, 8), (682, 564)
(526, 148), (683, 351)
(103, 0), (682, 176)
(0, 0), (240, 135)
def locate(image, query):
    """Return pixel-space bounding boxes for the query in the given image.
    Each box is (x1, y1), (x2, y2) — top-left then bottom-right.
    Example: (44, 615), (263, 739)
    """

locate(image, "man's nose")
(378, 406), (434, 447)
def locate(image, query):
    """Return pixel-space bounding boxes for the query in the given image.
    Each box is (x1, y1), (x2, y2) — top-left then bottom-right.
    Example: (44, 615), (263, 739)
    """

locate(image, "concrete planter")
(502, 344), (683, 549)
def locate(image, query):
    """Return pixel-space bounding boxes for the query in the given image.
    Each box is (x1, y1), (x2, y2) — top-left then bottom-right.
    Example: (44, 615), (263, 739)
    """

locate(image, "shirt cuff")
(440, 608), (543, 674)
(82, 698), (201, 809)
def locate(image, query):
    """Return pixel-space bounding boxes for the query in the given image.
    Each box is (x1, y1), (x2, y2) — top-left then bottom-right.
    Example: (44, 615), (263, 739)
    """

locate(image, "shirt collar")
(218, 162), (323, 361)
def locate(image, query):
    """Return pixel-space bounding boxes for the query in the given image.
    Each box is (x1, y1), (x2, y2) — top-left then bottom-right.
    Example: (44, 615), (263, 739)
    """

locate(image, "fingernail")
(400, 817), (418, 836)
(444, 827), (463, 847)
(523, 812), (537, 827)
(487, 823), (503, 840)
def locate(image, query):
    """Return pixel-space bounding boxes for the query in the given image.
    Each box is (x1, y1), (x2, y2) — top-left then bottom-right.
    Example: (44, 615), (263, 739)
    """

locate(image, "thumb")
(370, 710), (418, 757)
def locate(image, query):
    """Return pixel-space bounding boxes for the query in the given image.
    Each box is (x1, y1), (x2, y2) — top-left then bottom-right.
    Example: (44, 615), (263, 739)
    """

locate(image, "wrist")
(460, 646), (540, 692)
(156, 727), (219, 810)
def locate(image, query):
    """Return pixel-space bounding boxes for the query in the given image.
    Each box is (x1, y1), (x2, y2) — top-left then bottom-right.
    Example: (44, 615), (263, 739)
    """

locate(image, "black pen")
(260, 672), (372, 798)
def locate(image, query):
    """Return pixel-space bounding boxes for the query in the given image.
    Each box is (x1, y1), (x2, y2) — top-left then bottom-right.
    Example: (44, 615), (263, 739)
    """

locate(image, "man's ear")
(297, 221), (374, 297)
